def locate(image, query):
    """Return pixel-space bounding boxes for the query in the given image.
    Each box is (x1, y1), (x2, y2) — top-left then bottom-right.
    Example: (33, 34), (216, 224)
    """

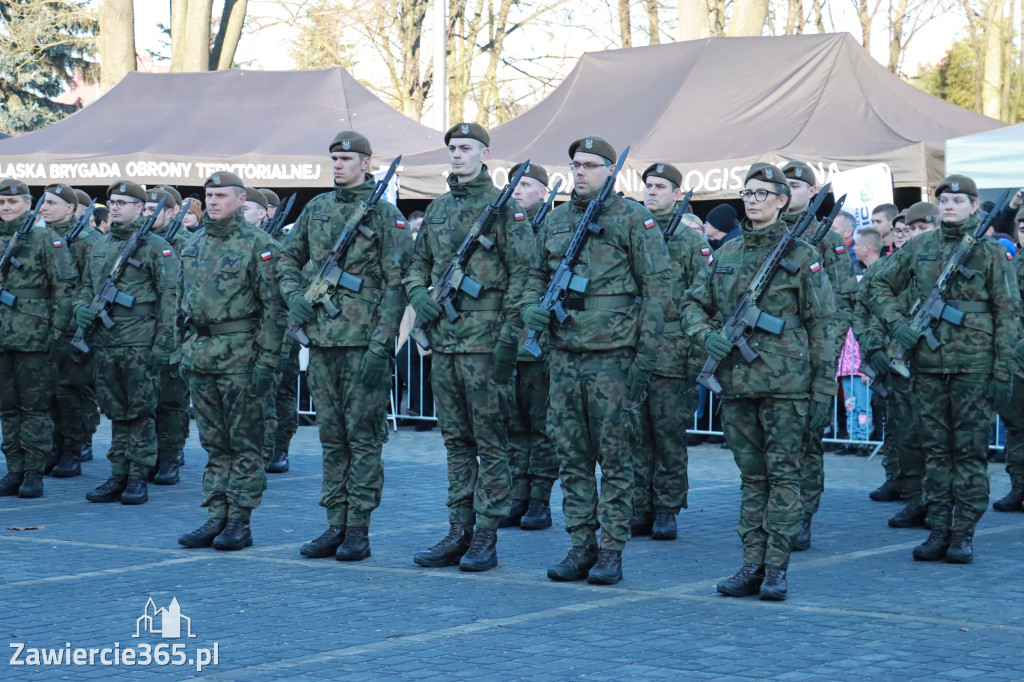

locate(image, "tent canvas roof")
(0, 68), (441, 188)
(946, 122), (1024, 189)
(399, 33), (1003, 200)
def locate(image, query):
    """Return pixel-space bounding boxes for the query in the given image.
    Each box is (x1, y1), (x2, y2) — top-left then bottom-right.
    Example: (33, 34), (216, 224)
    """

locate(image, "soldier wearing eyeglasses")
(684, 163), (837, 601)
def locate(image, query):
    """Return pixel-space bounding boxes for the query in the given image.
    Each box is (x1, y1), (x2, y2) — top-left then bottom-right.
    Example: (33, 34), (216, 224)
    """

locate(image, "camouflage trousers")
(188, 370), (267, 521)
(53, 348), (99, 450)
(798, 426), (825, 521)
(156, 365), (189, 463)
(548, 348), (635, 552)
(306, 347), (388, 527)
(431, 351), (513, 530)
(508, 360), (557, 503)
(889, 374), (925, 507)
(633, 373), (698, 515)
(94, 346), (158, 476)
(0, 350), (54, 474)
(721, 397), (808, 570)
(871, 392), (899, 483)
(262, 367), (298, 463)
(916, 373), (992, 531)
(998, 375), (1024, 487)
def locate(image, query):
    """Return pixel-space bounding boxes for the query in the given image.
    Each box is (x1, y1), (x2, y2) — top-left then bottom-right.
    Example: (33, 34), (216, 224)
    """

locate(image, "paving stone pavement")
(2, 419), (1024, 679)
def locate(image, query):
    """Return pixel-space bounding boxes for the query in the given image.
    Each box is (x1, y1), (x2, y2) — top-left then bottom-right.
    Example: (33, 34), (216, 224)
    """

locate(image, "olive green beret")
(745, 162), (787, 186)
(642, 162), (683, 188)
(73, 189), (92, 206)
(568, 136), (616, 164)
(144, 188), (173, 208)
(780, 161), (817, 185)
(243, 187), (267, 208)
(1016, 206), (1024, 223)
(156, 185), (182, 206)
(935, 174), (978, 198)
(107, 180), (147, 202)
(905, 201), (940, 226)
(44, 183), (77, 206)
(257, 188), (280, 207)
(893, 211), (906, 226)
(0, 179), (30, 196)
(510, 162), (548, 187)
(329, 130), (372, 155)
(444, 122), (489, 147)
(204, 172), (245, 190)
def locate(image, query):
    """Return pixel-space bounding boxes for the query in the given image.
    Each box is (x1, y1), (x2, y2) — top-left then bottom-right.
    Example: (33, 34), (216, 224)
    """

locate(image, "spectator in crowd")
(872, 203), (899, 252)
(833, 210), (858, 268)
(90, 205), (110, 234)
(408, 210), (424, 240)
(703, 203), (741, 249)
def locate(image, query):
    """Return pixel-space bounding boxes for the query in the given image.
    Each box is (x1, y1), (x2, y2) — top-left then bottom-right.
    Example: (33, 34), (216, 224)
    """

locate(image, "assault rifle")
(531, 179), (562, 231)
(661, 189), (694, 241)
(70, 196), (167, 353)
(885, 187), (1010, 379)
(64, 199), (96, 246)
(522, 147), (630, 359)
(286, 157), (401, 347)
(266, 193), (296, 239)
(0, 197), (45, 307)
(410, 160), (531, 351)
(696, 183), (833, 394)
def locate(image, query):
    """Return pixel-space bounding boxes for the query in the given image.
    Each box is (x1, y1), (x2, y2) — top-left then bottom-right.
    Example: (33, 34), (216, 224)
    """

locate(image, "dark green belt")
(457, 292), (504, 312)
(342, 275), (382, 290)
(947, 300), (990, 313)
(563, 294), (639, 311)
(5, 288), (48, 299)
(188, 318), (257, 336)
(110, 302), (156, 317)
(779, 314), (803, 330)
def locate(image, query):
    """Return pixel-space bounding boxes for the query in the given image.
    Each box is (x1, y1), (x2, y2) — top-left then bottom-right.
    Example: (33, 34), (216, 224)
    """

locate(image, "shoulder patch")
(1007, 251), (1014, 260)
(706, 253), (714, 265)
(395, 219), (407, 229)
(161, 248), (173, 257)
(810, 261), (822, 273)
(514, 212), (525, 222)
(643, 218), (656, 229)
(700, 247), (711, 256)
(52, 240), (62, 248)
(260, 250), (273, 261)
(313, 214), (330, 222)
(835, 244), (846, 254)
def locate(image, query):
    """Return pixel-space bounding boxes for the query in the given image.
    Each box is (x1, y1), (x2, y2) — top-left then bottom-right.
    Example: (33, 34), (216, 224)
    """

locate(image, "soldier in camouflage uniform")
(523, 136), (671, 585)
(258, 189), (280, 221)
(632, 162), (710, 542)
(242, 186), (269, 230)
(144, 189), (191, 485)
(280, 131), (412, 561)
(870, 174), (1020, 564)
(406, 122), (532, 572)
(780, 161), (857, 552)
(76, 180), (177, 506)
(499, 161), (558, 531)
(72, 188), (102, 463)
(176, 172), (285, 551)
(684, 163), (837, 600)
(0, 179), (78, 498)
(992, 249), (1024, 512)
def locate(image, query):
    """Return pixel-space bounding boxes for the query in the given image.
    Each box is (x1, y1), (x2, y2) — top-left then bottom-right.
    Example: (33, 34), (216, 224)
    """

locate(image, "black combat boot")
(717, 564), (765, 597)
(43, 446), (60, 475)
(413, 523), (473, 568)
(86, 475), (128, 503)
(176, 450), (185, 466)
(651, 509), (677, 541)
(792, 519), (812, 551)
(460, 527), (498, 572)
(946, 529), (974, 564)
(300, 525), (345, 558)
(629, 509), (654, 537)
(547, 545), (599, 581)
(888, 505), (927, 528)
(869, 479), (901, 502)
(212, 519), (253, 550)
(17, 472), (43, 498)
(586, 549), (623, 585)
(759, 565), (788, 601)
(335, 526), (371, 562)
(0, 472), (24, 496)
(51, 447), (82, 478)
(153, 460), (180, 485)
(992, 486), (1024, 512)
(178, 518), (227, 548)
(913, 526), (951, 561)
(520, 499), (552, 530)
(497, 499), (528, 528)
(79, 441), (93, 462)
(121, 475), (148, 505)
(267, 451), (289, 474)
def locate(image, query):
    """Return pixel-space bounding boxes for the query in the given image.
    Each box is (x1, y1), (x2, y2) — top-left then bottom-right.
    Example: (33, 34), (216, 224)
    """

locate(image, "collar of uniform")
(334, 174), (375, 204)
(0, 212), (31, 237)
(48, 218), (75, 234)
(569, 189), (618, 213)
(447, 165), (493, 198)
(203, 208), (246, 237)
(940, 212), (980, 243)
(740, 217), (788, 249)
(110, 215), (144, 240)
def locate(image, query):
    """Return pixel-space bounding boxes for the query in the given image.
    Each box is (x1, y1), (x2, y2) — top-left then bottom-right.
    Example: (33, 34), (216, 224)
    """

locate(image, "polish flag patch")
(644, 218), (656, 229)
(700, 247), (711, 256)
(706, 254), (714, 265)
(810, 261), (821, 273)
(260, 251), (273, 260)
(396, 220), (407, 229)
(162, 248), (173, 257)
(835, 244), (846, 254)
(1007, 251), (1014, 260)
(514, 212), (525, 221)
(52, 240), (62, 248)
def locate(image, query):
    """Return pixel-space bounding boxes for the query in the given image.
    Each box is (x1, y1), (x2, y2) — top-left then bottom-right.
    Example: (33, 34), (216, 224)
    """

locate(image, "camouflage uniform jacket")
(516, 202), (546, 363)
(850, 255), (889, 357)
(75, 216), (176, 351)
(66, 224), (102, 277)
(278, 176), (413, 352)
(404, 166), (533, 354)
(1015, 255), (1024, 379)
(521, 191), (671, 369)
(178, 209), (284, 374)
(683, 218), (838, 400)
(655, 210), (711, 378)
(153, 223), (190, 255)
(869, 214), (1020, 381)
(0, 213), (78, 351)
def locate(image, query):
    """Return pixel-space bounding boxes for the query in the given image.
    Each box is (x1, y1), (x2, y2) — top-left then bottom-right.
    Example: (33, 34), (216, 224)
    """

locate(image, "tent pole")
(432, 0), (448, 132)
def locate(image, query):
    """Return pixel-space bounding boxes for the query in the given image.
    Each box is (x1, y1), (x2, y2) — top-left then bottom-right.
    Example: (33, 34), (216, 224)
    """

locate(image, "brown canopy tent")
(399, 33), (1003, 201)
(0, 68), (440, 189)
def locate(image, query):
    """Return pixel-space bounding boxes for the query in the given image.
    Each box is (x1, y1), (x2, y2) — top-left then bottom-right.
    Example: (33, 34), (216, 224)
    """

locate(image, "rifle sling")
(188, 317), (257, 336)
(946, 300), (990, 313)
(109, 303), (156, 317)
(455, 291), (503, 312)
(4, 288), (48, 300)
(562, 294), (638, 311)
